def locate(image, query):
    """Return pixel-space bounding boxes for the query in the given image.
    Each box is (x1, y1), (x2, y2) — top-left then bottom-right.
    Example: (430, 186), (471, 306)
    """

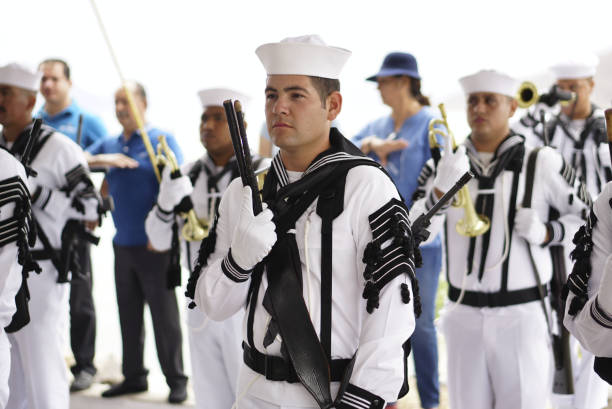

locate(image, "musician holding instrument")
(410, 69), (591, 409)
(194, 35), (419, 409)
(0, 63), (100, 409)
(515, 53), (610, 409)
(86, 81), (188, 403)
(145, 88), (267, 409)
(353, 52), (442, 409)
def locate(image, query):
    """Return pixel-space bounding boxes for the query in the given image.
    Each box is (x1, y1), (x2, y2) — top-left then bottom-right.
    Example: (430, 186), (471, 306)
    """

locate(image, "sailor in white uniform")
(517, 53), (610, 409)
(410, 69), (591, 409)
(194, 35), (419, 409)
(0, 63), (100, 409)
(145, 88), (265, 409)
(0, 148), (37, 409)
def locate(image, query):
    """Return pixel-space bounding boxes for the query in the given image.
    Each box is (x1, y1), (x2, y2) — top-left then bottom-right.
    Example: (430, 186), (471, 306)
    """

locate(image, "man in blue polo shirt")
(38, 59), (107, 149)
(38, 58), (108, 392)
(86, 81), (188, 403)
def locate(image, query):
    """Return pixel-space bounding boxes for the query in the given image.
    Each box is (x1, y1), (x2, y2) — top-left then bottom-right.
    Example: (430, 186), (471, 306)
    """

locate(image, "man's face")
(39, 62), (71, 105)
(0, 85), (34, 127)
(114, 87), (146, 131)
(556, 78), (594, 118)
(265, 75), (336, 153)
(200, 106), (233, 158)
(467, 92), (517, 144)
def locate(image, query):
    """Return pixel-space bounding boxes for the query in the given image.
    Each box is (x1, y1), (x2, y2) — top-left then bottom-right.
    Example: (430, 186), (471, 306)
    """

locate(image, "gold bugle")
(428, 103), (490, 237)
(156, 135), (208, 242)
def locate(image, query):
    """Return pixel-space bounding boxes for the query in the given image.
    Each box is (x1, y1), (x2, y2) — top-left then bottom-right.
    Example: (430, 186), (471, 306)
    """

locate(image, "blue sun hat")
(366, 52), (420, 81)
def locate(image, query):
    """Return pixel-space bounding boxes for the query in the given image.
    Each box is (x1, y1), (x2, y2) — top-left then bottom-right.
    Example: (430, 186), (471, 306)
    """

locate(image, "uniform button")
(123, 146), (129, 153)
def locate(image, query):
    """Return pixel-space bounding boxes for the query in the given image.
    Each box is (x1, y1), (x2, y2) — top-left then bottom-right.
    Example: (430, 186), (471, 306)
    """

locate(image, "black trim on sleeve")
(336, 383), (385, 409)
(362, 198), (421, 316)
(220, 248), (252, 283)
(591, 297), (612, 329)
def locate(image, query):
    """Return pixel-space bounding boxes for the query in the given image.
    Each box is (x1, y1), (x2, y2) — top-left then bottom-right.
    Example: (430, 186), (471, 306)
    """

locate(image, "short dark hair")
(308, 76), (340, 107)
(39, 59), (70, 80)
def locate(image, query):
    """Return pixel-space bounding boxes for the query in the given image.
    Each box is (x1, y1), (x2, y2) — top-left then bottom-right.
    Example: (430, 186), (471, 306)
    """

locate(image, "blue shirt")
(353, 106), (441, 248)
(88, 126), (184, 246)
(38, 100), (107, 149)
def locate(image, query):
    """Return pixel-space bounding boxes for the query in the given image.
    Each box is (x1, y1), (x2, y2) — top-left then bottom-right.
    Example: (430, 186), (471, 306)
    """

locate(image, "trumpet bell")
(517, 81), (538, 109)
(456, 214), (490, 237)
(181, 215), (210, 242)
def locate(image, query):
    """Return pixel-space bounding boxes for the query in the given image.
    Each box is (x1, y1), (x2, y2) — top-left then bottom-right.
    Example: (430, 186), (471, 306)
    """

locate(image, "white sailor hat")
(0, 63), (41, 92)
(197, 88), (250, 111)
(255, 35), (351, 80)
(550, 53), (599, 80)
(459, 69), (517, 98)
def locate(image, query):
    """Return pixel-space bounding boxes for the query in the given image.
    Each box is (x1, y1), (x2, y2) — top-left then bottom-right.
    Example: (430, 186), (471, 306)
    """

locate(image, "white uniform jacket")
(564, 181), (612, 357)
(521, 107), (611, 199)
(0, 148), (29, 330)
(195, 132), (417, 408)
(412, 135), (589, 298)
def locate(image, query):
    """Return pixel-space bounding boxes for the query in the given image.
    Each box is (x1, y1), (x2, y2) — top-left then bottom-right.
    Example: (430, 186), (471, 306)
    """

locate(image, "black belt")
(448, 283), (548, 308)
(30, 248), (60, 261)
(243, 342), (350, 383)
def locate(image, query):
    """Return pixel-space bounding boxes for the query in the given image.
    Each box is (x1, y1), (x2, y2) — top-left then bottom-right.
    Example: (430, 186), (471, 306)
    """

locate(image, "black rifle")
(411, 171), (473, 247)
(21, 118), (43, 177)
(59, 220), (100, 282)
(76, 114), (84, 147)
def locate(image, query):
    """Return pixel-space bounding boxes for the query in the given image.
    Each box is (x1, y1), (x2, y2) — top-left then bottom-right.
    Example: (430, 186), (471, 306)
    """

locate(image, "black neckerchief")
(463, 133), (525, 280)
(202, 155), (239, 213)
(553, 105), (603, 184)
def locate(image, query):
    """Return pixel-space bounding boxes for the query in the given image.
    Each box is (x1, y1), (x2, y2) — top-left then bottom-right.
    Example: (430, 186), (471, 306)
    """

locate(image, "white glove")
(514, 207), (547, 245)
(597, 254), (612, 314)
(433, 137), (470, 193)
(157, 166), (193, 212)
(230, 186), (277, 270)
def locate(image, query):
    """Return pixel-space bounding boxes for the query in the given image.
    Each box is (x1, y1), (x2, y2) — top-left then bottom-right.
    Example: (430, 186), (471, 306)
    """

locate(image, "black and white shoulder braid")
(563, 208), (597, 316)
(362, 198), (421, 317)
(0, 176), (40, 276)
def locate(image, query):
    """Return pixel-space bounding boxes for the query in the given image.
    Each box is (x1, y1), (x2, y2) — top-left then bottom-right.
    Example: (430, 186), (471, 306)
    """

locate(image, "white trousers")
(0, 331), (10, 409)
(187, 304), (243, 409)
(235, 394), (318, 409)
(440, 302), (551, 409)
(6, 262), (69, 409)
(551, 339), (609, 409)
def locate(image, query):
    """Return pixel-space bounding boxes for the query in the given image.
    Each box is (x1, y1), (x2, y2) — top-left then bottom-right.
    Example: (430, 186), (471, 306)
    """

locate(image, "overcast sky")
(4, 0), (612, 160)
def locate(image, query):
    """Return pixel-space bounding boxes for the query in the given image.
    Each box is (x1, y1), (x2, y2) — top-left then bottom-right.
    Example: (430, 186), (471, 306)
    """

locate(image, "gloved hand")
(514, 207), (547, 245)
(157, 166), (193, 212)
(433, 137), (470, 193)
(598, 254), (612, 314)
(230, 186), (277, 270)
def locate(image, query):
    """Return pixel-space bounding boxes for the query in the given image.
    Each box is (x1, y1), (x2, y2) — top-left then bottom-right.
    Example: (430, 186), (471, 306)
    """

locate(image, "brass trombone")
(428, 103), (490, 237)
(156, 135), (209, 242)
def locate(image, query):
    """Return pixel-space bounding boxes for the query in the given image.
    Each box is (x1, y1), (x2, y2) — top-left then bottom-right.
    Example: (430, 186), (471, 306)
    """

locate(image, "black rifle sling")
(262, 159), (378, 409)
(521, 147), (551, 329)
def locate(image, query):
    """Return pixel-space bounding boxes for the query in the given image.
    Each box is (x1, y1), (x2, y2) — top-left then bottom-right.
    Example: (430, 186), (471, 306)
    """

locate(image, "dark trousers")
(113, 244), (187, 388)
(70, 241), (97, 375)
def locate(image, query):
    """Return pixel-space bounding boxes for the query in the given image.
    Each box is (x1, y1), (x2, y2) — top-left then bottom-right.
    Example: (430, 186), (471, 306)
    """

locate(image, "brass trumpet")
(156, 135), (209, 242)
(428, 103), (490, 237)
(517, 81), (576, 109)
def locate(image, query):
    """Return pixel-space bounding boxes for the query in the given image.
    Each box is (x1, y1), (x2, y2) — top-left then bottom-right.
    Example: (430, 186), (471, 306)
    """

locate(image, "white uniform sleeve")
(195, 179), (251, 321)
(564, 182), (612, 356)
(339, 166), (416, 406)
(408, 159), (446, 242)
(144, 205), (175, 251)
(538, 147), (591, 247)
(30, 134), (99, 222)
